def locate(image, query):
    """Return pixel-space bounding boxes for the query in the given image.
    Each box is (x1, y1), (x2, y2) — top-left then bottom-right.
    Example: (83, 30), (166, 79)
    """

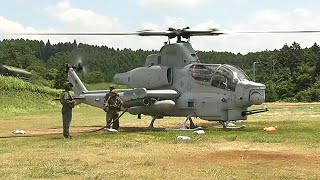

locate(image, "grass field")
(0, 76), (60, 117)
(1, 103), (320, 179)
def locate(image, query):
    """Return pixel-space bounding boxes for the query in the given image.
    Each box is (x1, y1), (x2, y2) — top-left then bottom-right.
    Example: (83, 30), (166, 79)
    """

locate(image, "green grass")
(0, 76), (59, 95)
(1, 98), (320, 179)
(0, 77), (129, 117)
(0, 91), (61, 117)
(0, 76), (61, 117)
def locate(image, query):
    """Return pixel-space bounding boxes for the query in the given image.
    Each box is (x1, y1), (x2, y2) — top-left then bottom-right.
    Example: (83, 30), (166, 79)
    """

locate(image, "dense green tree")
(265, 81), (278, 102)
(0, 39), (319, 102)
(83, 71), (107, 84)
(47, 52), (71, 88)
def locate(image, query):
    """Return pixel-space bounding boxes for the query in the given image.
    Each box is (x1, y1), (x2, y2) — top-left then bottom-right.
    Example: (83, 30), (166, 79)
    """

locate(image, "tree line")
(0, 39), (319, 102)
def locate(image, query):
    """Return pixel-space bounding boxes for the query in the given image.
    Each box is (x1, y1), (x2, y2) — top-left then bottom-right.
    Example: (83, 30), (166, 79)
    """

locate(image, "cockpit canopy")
(189, 64), (249, 91)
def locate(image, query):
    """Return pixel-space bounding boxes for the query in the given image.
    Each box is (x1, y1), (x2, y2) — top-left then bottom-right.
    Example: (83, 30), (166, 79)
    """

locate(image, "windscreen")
(223, 64), (250, 81)
(189, 64), (219, 82)
(189, 64), (248, 91)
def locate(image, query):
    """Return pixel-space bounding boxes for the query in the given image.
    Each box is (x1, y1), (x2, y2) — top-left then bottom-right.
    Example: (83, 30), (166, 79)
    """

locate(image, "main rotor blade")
(13, 29), (320, 37)
(137, 30), (174, 36)
(12, 28), (225, 38)
(13, 32), (138, 36)
(185, 30), (224, 36)
(235, 30), (320, 34)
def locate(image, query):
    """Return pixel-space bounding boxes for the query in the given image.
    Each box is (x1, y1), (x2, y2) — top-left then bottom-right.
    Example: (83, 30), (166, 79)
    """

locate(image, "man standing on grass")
(103, 86), (115, 128)
(60, 82), (75, 139)
(105, 91), (123, 130)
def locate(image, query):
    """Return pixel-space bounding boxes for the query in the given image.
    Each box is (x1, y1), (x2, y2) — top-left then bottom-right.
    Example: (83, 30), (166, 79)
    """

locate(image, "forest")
(0, 38), (319, 102)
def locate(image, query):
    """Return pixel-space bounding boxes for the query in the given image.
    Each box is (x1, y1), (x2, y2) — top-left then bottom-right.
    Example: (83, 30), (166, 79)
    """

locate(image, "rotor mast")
(137, 27), (224, 44)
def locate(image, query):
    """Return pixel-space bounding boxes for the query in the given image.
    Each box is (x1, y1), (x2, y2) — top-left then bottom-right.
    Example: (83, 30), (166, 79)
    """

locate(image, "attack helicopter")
(15, 27), (320, 129)
(58, 27), (268, 129)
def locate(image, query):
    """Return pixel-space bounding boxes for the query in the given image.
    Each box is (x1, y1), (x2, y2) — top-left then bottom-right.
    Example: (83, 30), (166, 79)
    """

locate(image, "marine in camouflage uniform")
(103, 86), (115, 128)
(104, 86), (115, 105)
(105, 91), (123, 130)
(60, 82), (75, 139)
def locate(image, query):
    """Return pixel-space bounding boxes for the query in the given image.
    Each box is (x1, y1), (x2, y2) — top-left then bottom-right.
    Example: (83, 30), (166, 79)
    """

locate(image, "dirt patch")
(5, 125), (168, 137)
(168, 150), (320, 165)
(31, 125), (104, 135)
(0, 126), (104, 137)
(264, 102), (320, 107)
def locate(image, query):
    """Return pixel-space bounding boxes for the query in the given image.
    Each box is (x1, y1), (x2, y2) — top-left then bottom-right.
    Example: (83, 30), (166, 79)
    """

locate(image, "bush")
(295, 88), (320, 102)
(83, 71), (106, 84)
(265, 81), (278, 102)
(281, 97), (298, 102)
(0, 76), (61, 116)
(0, 75), (59, 96)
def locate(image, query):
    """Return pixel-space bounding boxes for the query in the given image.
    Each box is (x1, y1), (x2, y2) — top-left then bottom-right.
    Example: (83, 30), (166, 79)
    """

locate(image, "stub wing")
(122, 88), (179, 102)
(121, 88), (179, 116)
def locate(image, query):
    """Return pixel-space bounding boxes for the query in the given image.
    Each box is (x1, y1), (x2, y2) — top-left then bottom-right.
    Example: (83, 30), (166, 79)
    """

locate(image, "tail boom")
(67, 64), (88, 96)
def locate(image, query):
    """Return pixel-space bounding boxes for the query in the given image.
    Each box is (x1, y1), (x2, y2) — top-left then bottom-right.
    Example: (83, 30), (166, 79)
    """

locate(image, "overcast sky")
(1, 0), (320, 54)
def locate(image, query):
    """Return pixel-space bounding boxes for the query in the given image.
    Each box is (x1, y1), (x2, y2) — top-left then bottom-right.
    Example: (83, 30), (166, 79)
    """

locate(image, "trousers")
(106, 110), (119, 129)
(62, 108), (72, 137)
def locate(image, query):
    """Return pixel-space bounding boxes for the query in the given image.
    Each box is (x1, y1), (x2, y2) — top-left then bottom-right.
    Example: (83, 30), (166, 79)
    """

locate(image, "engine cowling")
(114, 66), (172, 89)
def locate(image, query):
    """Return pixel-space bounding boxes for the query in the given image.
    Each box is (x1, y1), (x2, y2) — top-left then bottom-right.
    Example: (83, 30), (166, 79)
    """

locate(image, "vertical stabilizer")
(66, 64), (88, 95)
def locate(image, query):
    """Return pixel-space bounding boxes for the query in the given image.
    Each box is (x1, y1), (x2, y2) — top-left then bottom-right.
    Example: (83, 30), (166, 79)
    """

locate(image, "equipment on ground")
(0, 64), (32, 80)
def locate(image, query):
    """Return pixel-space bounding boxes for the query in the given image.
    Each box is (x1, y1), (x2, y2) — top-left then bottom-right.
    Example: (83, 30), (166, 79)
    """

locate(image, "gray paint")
(68, 41), (266, 123)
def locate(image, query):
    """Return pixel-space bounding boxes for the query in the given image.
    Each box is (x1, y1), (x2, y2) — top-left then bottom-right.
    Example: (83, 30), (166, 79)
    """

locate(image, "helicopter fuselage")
(112, 64), (265, 121)
(67, 42), (266, 123)
(112, 42), (266, 121)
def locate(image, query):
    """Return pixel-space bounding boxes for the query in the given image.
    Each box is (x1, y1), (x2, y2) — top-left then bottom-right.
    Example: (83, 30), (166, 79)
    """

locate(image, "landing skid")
(180, 115), (197, 130)
(218, 121), (246, 130)
(165, 127), (203, 131)
(148, 116), (157, 129)
(147, 115), (201, 131)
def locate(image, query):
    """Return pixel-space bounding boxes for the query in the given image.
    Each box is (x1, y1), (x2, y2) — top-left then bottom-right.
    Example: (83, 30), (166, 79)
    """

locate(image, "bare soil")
(168, 150), (320, 165)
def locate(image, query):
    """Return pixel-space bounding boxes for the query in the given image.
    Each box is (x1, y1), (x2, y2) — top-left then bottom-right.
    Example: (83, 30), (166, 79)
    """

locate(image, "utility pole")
(253, 61), (260, 82)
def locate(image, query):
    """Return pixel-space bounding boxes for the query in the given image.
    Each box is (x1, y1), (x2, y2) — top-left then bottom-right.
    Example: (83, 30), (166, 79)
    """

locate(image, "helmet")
(109, 85), (115, 90)
(110, 91), (117, 96)
(64, 82), (73, 90)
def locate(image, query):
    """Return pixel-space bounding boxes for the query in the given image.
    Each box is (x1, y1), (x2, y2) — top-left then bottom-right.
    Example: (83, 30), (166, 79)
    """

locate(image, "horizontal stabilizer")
(53, 96), (85, 101)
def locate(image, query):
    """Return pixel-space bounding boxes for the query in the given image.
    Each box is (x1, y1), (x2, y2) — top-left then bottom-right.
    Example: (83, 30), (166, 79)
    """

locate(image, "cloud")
(137, 0), (212, 8)
(141, 22), (160, 30)
(42, 0), (138, 49)
(138, 9), (320, 54)
(141, 16), (187, 30)
(45, 0), (122, 31)
(164, 17), (187, 28)
(193, 20), (221, 29)
(225, 8), (320, 53)
(0, 16), (77, 44)
(0, 16), (36, 34)
(235, 9), (320, 31)
(0, 16), (44, 42)
(2, 1), (320, 54)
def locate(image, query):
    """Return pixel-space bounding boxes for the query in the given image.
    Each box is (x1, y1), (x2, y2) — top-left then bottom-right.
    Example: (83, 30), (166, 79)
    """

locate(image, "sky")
(1, 0), (320, 54)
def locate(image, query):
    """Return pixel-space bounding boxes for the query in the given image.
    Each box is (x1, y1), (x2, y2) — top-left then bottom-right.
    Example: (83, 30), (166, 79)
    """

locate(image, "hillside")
(0, 76), (61, 117)
(1, 39), (320, 102)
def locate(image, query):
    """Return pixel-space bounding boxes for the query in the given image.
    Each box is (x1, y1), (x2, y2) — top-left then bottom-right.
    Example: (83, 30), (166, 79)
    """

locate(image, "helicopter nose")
(249, 83), (265, 105)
